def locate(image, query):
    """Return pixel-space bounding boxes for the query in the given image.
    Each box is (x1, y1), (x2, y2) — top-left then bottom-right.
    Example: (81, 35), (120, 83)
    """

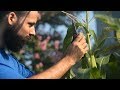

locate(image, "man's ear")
(7, 12), (17, 25)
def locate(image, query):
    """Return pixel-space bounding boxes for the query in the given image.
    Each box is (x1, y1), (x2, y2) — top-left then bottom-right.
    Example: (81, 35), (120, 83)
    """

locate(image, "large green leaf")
(94, 26), (116, 53)
(95, 14), (119, 31)
(96, 14), (120, 45)
(93, 37), (106, 54)
(96, 55), (110, 69)
(76, 67), (106, 79)
(63, 25), (74, 52)
(63, 21), (82, 52)
(76, 68), (91, 79)
(94, 37), (118, 55)
(95, 44), (120, 57)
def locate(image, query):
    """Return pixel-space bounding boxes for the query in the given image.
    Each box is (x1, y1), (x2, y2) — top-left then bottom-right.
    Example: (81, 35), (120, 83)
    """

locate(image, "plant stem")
(90, 54), (97, 68)
(86, 11), (91, 52)
(86, 11), (97, 68)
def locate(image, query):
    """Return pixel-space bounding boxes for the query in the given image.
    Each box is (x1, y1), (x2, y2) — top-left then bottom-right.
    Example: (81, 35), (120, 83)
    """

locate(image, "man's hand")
(65, 32), (89, 64)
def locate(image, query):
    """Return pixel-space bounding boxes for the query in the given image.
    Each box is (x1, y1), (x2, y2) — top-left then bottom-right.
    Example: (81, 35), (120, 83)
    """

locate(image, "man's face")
(4, 11), (41, 52)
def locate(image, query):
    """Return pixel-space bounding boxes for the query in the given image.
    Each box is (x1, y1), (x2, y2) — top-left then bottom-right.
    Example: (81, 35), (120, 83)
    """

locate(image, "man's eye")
(28, 23), (35, 27)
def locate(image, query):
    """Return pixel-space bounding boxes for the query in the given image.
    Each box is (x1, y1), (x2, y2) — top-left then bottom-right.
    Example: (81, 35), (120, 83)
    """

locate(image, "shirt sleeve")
(11, 54), (35, 78)
(17, 62), (35, 78)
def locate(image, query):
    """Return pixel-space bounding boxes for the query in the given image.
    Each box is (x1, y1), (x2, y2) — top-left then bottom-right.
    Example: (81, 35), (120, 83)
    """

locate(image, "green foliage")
(89, 68), (106, 79)
(96, 55), (110, 70)
(63, 11), (120, 79)
(95, 14), (120, 31)
(89, 30), (98, 46)
(76, 68), (91, 79)
(95, 14), (120, 43)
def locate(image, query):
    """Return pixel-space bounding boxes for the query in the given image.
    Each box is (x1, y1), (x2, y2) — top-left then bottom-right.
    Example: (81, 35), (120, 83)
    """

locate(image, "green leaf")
(76, 22), (89, 33)
(96, 55), (110, 69)
(101, 71), (106, 79)
(116, 31), (120, 43)
(89, 30), (98, 46)
(90, 68), (102, 79)
(113, 52), (120, 61)
(81, 56), (90, 68)
(94, 37), (118, 54)
(70, 69), (76, 79)
(95, 44), (120, 57)
(90, 55), (97, 68)
(63, 25), (74, 52)
(95, 14), (120, 32)
(76, 68), (91, 79)
(95, 14), (110, 24)
(97, 38), (106, 49)
(106, 61), (120, 79)
(76, 67), (106, 79)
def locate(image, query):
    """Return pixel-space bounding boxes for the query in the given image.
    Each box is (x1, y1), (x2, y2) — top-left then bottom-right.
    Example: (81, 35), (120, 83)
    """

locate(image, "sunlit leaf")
(96, 55), (110, 69)
(70, 69), (76, 79)
(90, 55), (97, 68)
(116, 31), (120, 43)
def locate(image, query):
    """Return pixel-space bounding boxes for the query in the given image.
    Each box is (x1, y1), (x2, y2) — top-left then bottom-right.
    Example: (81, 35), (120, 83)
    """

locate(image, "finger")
(72, 41), (78, 47)
(84, 47), (89, 53)
(79, 38), (86, 45)
(74, 33), (84, 42)
(82, 43), (88, 49)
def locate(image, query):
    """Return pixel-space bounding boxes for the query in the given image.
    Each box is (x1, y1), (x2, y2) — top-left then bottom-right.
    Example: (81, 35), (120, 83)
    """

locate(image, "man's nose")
(29, 29), (36, 36)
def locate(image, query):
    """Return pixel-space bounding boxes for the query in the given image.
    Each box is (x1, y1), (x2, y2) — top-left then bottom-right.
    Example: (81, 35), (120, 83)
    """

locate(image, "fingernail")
(80, 32), (84, 36)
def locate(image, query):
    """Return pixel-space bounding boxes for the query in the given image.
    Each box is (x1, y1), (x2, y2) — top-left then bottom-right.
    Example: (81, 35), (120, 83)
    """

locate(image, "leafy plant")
(62, 11), (120, 79)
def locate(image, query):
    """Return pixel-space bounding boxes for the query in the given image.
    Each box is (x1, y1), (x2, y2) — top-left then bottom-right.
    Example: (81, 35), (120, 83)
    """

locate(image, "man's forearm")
(28, 56), (75, 79)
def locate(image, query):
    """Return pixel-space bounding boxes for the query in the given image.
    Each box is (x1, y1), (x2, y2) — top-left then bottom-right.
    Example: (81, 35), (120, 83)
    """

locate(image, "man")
(0, 11), (88, 79)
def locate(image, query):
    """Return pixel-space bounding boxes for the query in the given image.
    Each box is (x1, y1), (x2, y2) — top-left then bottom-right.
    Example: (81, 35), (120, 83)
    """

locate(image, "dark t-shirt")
(0, 49), (34, 79)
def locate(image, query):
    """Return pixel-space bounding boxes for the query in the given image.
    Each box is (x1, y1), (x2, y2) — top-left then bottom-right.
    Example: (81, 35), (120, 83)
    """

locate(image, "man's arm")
(28, 33), (88, 79)
(28, 55), (75, 79)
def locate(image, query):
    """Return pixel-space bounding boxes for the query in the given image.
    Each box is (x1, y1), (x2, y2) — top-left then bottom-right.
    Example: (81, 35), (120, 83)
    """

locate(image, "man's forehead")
(26, 11), (41, 21)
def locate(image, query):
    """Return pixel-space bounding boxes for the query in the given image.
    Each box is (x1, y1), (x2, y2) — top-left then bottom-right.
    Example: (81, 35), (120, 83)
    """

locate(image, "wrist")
(64, 55), (76, 66)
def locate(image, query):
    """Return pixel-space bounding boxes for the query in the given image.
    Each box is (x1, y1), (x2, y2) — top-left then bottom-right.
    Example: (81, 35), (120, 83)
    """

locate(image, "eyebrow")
(28, 22), (36, 25)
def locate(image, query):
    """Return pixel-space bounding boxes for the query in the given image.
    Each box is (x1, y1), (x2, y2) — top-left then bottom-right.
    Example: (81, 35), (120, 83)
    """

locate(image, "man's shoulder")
(0, 49), (5, 62)
(0, 49), (15, 69)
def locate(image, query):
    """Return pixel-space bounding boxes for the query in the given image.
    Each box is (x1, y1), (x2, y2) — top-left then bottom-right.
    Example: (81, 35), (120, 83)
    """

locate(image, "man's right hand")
(65, 32), (89, 64)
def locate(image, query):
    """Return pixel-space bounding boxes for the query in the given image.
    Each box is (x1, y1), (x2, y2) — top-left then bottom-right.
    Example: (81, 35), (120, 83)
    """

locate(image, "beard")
(3, 24), (28, 52)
